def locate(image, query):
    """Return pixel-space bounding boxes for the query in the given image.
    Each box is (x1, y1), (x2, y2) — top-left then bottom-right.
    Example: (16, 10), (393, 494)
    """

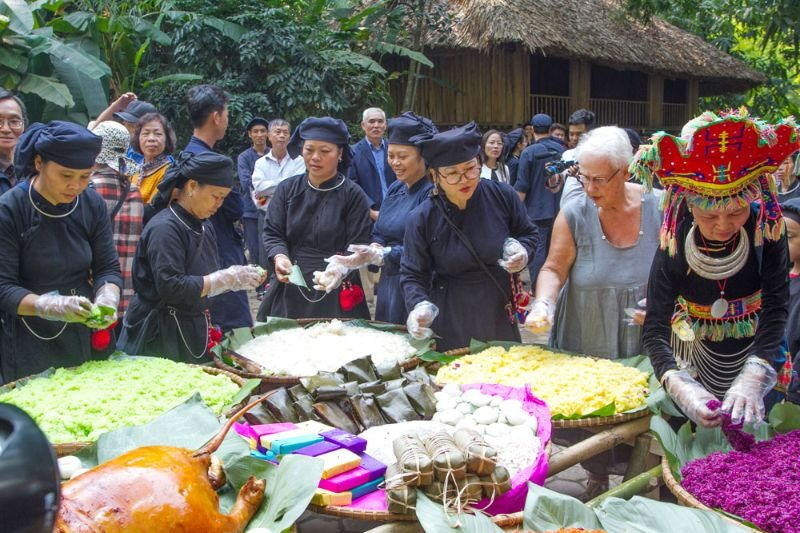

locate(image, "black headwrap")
(781, 198), (800, 226)
(503, 128), (525, 160)
(144, 151), (234, 224)
(287, 116), (352, 173)
(388, 112), (438, 146)
(411, 121), (482, 169)
(14, 121), (102, 179)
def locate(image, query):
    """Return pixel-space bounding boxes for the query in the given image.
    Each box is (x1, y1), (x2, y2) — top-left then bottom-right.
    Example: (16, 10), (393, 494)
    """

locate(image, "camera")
(544, 159), (577, 178)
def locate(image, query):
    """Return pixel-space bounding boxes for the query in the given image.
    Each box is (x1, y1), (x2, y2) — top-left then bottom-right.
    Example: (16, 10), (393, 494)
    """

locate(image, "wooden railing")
(589, 98), (647, 129)
(529, 94), (571, 125)
(663, 103), (689, 129)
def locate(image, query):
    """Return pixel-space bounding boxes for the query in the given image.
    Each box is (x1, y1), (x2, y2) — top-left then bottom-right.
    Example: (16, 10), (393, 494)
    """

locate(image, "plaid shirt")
(91, 167), (144, 314)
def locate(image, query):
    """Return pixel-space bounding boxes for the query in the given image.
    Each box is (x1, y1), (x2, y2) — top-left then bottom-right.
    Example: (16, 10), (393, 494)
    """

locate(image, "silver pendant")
(710, 298), (729, 319)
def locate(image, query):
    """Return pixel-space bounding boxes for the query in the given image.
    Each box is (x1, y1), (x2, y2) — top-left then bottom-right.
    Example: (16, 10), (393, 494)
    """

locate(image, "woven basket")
(214, 318), (423, 389)
(309, 442), (551, 524)
(436, 346), (650, 428)
(3, 364), (247, 458)
(660, 456), (759, 531)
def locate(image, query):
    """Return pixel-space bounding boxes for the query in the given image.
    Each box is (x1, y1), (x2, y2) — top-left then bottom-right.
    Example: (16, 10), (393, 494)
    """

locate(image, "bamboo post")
(546, 416), (651, 477)
(622, 434), (652, 481)
(585, 465), (663, 508)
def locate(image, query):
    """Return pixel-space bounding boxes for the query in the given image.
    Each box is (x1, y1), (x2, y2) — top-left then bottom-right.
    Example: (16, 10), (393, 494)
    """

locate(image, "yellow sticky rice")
(0, 358), (240, 443)
(435, 346), (649, 417)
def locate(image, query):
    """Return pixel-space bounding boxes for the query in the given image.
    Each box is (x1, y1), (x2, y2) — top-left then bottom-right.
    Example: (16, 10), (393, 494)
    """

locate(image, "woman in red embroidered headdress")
(635, 109), (799, 428)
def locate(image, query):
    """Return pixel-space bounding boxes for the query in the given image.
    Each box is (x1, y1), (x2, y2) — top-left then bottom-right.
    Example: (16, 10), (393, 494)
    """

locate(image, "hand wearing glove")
(406, 301), (439, 340)
(721, 356), (777, 425)
(92, 283), (121, 328)
(273, 254), (293, 283)
(312, 262), (350, 293)
(207, 265), (265, 297)
(663, 370), (722, 427)
(524, 298), (554, 334)
(497, 237), (528, 273)
(34, 293), (94, 323)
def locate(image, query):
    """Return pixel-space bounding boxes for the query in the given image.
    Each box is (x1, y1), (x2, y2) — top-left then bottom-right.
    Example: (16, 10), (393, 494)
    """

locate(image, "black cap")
(14, 121), (102, 178)
(387, 112), (438, 146)
(287, 116), (352, 170)
(503, 128), (525, 159)
(246, 116), (269, 131)
(157, 151), (235, 195)
(531, 113), (552, 133)
(113, 100), (158, 123)
(412, 121), (482, 168)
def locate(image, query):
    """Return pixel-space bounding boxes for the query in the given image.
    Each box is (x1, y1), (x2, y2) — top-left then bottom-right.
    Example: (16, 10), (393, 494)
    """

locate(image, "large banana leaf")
(74, 394), (323, 531)
(523, 483), (748, 533)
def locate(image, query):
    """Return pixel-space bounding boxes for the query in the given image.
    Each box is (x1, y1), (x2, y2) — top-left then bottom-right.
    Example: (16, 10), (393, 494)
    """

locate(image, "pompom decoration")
(629, 108), (800, 255)
(339, 280), (364, 312)
(207, 325), (223, 352)
(90, 321), (117, 352)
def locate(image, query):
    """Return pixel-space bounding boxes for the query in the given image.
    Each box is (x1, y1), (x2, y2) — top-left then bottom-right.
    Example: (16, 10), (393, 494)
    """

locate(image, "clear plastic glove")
(406, 301), (439, 340)
(312, 262), (349, 293)
(207, 265), (265, 297)
(524, 298), (554, 334)
(273, 254), (293, 283)
(34, 293), (93, 323)
(92, 283), (120, 328)
(663, 370), (722, 428)
(721, 357), (778, 425)
(497, 237), (528, 273)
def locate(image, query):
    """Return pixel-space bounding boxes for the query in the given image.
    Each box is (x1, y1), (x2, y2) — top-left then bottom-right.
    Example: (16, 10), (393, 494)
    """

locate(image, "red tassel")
(339, 281), (365, 312)
(91, 329), (111, 351)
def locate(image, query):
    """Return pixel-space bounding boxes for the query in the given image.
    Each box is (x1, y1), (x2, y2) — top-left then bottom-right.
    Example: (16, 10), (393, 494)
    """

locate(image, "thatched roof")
(428, 0), (765, 94)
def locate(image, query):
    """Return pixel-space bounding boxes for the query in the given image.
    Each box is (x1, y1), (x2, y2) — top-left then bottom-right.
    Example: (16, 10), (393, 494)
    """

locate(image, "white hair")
(574, 126), (633, 169)
(362, 107), (386, 122)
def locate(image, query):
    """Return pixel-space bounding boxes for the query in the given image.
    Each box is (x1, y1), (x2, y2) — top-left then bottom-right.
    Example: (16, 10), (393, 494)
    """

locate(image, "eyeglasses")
(0, 118), (24, 131)
(576, 167), (621, 187)
(437, 166), (481, 185)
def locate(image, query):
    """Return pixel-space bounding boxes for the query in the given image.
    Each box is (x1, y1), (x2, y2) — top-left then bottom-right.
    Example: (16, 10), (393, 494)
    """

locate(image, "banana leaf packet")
(339, 356), (378, 383)
(403, 382), (437, 419)
(263, 387), (299, 423)
(453, 428), (497, 476)
(402, 367), (435, 387)
(424, 474), (482, 503)
(349, 394), (385, 429)
(376, 388), (420, 423)
(312, 401), (360, 435)
(479, 465), (511, 500)
(392, 434), (433, 486)
(242, 394), (278, 425)
(358, 380), (386, 395)
(373, 360), (402, 381)
(385, 464), (417, 514)
(424, 432), (467, 481)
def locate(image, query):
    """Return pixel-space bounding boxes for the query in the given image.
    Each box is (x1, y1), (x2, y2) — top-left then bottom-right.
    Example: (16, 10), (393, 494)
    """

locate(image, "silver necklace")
(684, 225), (748, 318)
(306, 175), (346, 192)
(169, 204), (203, 236)
(28, 177), (79, 218)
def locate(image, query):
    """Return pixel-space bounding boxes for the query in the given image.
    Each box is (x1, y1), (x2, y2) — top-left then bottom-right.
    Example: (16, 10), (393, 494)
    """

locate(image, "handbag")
(433, 196), (518, 325)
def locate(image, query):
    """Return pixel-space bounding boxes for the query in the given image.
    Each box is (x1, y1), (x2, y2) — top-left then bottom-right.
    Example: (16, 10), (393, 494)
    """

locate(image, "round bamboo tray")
(214, 318), (424, 389)
(436, 346), (650, 429)
(2, 364), (247, 458)
(309, 442), (551, 524)
(660, 456), (759, 531)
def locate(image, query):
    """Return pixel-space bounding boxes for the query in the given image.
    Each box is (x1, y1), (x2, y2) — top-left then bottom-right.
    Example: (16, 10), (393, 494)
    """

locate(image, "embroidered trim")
(671, 291), (761, 342)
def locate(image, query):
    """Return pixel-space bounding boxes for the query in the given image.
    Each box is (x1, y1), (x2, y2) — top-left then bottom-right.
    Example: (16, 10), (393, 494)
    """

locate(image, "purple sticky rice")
(681, 429), (800, 533)
(706, 399), (756, 452)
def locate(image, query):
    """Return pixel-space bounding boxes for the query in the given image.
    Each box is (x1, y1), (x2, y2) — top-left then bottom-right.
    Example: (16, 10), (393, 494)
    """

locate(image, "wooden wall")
(410, 44), (529, 129)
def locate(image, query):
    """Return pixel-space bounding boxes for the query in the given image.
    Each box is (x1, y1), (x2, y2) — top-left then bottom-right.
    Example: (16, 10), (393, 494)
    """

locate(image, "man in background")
(0, 90), (26, 196)
(237, 116), (269, 268)
(348, 107), (395, 221)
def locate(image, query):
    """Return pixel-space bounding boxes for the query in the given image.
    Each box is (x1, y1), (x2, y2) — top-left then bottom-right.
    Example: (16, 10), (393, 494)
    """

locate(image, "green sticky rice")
(0, 358), (240, 443)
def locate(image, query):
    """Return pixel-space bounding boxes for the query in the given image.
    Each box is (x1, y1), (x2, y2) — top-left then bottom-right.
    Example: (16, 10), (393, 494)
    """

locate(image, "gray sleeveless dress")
(550, 189), (662, 359)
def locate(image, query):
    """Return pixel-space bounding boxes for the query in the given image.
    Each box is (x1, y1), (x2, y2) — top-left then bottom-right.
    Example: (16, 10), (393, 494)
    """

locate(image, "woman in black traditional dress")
(257, 117), (372, 320)
(0, 121), (121, 382)
(119, 152), (264, 362)
(400, 122), (538, 351)
(636, 110), (798, 426)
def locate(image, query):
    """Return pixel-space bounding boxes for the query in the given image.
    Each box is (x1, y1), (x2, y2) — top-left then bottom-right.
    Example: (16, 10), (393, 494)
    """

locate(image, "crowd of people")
(0, 86), (798, 464)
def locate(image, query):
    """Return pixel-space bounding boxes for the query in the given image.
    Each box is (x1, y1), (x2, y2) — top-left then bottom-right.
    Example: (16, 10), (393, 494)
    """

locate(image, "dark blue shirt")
(514, 137), (565, 221)
(0, 162), (16, 197)
(237, 147), (262, 219)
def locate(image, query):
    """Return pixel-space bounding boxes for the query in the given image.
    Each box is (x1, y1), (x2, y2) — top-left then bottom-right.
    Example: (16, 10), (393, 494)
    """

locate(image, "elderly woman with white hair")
(526, 126), (662, 359)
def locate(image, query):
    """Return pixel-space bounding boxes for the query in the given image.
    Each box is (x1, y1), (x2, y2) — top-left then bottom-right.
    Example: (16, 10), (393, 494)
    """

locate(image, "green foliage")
(624, 0), (800, 119)
(139, 0), (403, 155)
